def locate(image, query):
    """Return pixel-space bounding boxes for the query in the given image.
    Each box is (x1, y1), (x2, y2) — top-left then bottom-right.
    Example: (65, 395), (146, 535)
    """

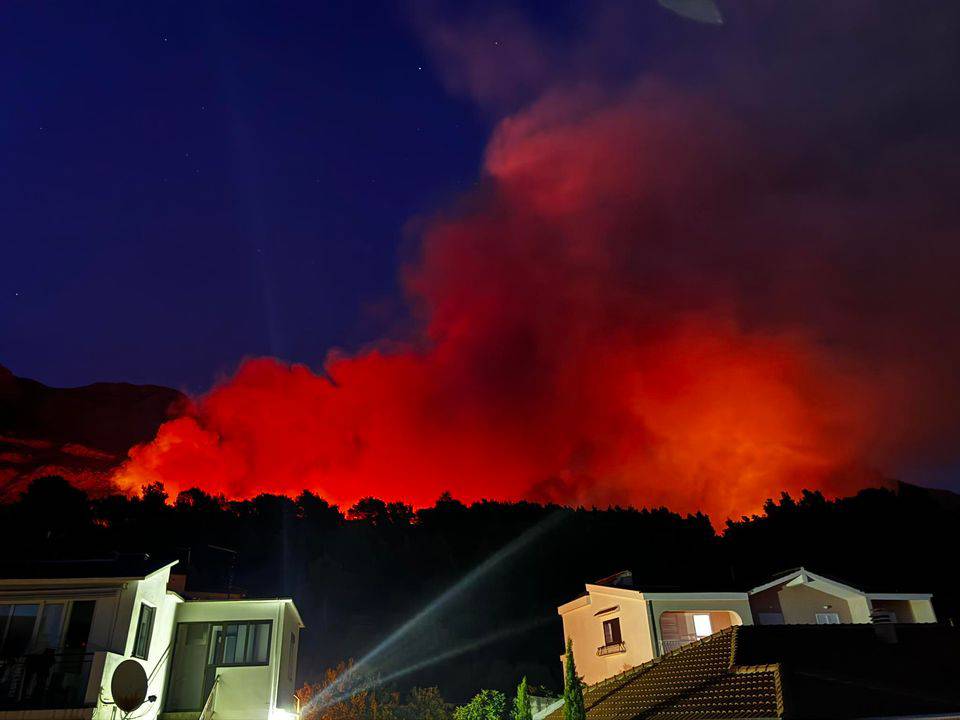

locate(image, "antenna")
(111, 659), (149, 714)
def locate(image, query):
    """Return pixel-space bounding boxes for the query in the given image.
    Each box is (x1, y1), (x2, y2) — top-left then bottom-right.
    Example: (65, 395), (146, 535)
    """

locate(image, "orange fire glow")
(109, 83), (924, 522)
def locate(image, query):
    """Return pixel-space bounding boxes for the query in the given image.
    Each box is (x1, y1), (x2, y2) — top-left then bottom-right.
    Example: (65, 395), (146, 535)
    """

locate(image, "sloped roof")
(549, 624), (960, 720)
(746, 566), (931, 597)
(747, 567), (865, 597)
(0, 554), (177, 581)
(548, 629), (780, 720)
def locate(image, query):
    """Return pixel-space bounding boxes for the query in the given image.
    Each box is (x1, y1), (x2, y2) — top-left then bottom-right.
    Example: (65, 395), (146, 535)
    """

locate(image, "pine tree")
(512, 677), (532, 720)
(563, 639), (585, 720)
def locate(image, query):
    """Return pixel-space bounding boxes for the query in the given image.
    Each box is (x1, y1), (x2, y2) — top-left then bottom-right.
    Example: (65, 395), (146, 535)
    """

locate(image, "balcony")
(596, 642), (626, 656)
(0, 652), (96, 711)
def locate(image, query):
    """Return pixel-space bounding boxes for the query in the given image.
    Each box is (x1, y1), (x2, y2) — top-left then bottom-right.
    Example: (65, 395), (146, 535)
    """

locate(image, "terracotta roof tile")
(548, 629), (780, 720)
(550, 624), (960, 720)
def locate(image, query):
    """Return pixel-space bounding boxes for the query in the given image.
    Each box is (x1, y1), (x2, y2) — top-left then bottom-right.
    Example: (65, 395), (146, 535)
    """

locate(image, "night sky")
(3, 1), (960, 512)
(1, 1), (487, 391)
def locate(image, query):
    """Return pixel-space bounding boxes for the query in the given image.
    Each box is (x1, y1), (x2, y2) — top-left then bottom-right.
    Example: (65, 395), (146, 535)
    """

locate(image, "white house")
(0, 555), (303, 720)
(558, 568), (936, 685)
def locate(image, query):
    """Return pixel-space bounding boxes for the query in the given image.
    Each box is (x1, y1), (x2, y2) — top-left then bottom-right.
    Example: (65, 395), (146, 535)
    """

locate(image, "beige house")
(0, 556), (303, 720)
(748, 567), (936, 626)
(558, 568), (936, 686)
(558, 571), (753, 685)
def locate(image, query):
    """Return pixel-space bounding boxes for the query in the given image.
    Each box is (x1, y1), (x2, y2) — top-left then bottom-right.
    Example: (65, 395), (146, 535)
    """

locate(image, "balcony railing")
(596, 642), (626, 656)
(661, 635), (701, 654)
(0, 652), (95, 710)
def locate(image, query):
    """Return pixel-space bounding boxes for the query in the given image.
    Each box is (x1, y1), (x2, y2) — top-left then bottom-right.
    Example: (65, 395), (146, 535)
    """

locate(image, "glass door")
(165, 623), (212, 712)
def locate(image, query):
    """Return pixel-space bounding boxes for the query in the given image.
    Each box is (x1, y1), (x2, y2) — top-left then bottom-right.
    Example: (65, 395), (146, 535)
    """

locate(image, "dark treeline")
(0, 477), (957, 701)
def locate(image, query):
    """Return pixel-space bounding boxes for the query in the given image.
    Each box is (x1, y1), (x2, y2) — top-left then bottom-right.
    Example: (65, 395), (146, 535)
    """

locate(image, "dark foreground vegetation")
(0, 477), (957, 703)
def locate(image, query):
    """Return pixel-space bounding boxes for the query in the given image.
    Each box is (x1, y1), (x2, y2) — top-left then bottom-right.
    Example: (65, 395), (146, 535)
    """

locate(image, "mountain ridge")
(0, 364), (186, 499)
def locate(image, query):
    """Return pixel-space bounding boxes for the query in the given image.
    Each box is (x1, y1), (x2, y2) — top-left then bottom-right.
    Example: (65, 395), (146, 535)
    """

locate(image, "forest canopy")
(0, 477), (956, 701)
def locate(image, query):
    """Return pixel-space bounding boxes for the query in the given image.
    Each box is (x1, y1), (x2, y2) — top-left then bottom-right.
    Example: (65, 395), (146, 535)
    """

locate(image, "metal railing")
(199, 674), (220, 720)
(0, 652), (95, 710)
(596, 642), (626, 656)
(661, 635), (701, 654)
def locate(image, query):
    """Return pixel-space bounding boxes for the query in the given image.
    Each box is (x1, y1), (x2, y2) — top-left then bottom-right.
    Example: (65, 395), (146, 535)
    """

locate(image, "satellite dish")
(111, 659), (148, 713)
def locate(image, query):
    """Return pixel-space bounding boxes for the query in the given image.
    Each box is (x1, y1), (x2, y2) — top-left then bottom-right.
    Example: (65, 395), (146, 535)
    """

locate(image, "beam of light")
(307, 511), (567, 711)
(313, 615), (556, 712)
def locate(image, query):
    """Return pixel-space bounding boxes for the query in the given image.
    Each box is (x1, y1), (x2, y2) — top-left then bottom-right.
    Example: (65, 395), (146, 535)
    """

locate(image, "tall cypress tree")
(563, 639), (585, 720)
(512, 676), (532, 720)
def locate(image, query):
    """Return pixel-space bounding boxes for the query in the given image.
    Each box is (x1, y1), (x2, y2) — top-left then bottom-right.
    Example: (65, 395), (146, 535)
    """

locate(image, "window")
(693, 614), (713, 638)
(63, 600), (96, 651)
(33, 603), (64, 651)
(602, 617), (622, 646)
(0, 604), (39, 656)
(815, 612), (840, 625)
(217, 621), (271, 666)
(0, 601), (89, 656)
(133, 603), (156, 659)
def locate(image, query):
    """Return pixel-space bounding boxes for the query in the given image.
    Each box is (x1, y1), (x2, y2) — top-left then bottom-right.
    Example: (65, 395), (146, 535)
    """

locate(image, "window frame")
(0, 600), (78, 655)
(602, 617), (622, 646)
(215, 620), (273, 668)
(132, 602), (156, 660)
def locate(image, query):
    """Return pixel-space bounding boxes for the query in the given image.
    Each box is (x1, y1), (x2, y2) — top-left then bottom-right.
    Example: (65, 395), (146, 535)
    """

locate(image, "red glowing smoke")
(112, 3), (960, 520)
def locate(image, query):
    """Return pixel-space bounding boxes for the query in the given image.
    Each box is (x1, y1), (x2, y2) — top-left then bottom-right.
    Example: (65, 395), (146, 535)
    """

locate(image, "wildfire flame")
(111, 5), (960, 521)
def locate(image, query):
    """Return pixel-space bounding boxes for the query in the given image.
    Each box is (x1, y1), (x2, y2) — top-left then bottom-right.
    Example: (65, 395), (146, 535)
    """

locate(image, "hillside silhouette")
(0, 366), (185, 498)
(0, 477), (955, 702)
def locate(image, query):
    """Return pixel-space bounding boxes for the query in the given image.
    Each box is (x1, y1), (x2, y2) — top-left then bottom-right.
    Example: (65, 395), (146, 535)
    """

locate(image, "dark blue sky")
(1, 1), (490, 391)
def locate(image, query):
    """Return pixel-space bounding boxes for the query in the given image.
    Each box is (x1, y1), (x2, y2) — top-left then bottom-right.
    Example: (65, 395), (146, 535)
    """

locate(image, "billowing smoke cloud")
(113, 1), (960, 520)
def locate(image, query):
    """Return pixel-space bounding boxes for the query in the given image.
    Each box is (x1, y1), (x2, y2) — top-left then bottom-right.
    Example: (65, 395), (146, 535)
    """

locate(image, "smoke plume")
(113, 1), (960, 520)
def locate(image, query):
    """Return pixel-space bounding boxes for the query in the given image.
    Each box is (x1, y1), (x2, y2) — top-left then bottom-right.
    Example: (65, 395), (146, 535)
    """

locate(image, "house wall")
(275, 603), (301, 711)
(776, 585), (871, 624)
(748, 586), (784, 623)
(88, 567), (182, 720)
(88, 592), (122, 652)
(559, 592), (655, 686)
(172, 599), (295, 720)
(109, 579), (140, 652)
(909, 599), (937, 622)
(869, 599), (914, 622)
(120, 570), (180, 720)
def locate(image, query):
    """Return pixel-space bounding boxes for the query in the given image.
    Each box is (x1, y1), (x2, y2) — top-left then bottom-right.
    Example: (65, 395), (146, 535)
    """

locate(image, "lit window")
(815, 612), (840, 625)
(133, 603), (156, 659)
(218, 621), (272, 665)
(693, 614), (712, 637)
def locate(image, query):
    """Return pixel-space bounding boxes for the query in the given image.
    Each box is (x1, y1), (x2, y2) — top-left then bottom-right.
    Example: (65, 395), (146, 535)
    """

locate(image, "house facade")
(0, 556), (303, 720)
(748, 567), (936, 626)
(559, 568), (935, 685)
(545, 624), (960, 720)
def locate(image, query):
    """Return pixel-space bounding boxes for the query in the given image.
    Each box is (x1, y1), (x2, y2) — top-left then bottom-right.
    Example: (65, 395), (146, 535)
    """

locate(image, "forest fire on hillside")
(106, 78), (947, 522)
(12, 3), (944, 523)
